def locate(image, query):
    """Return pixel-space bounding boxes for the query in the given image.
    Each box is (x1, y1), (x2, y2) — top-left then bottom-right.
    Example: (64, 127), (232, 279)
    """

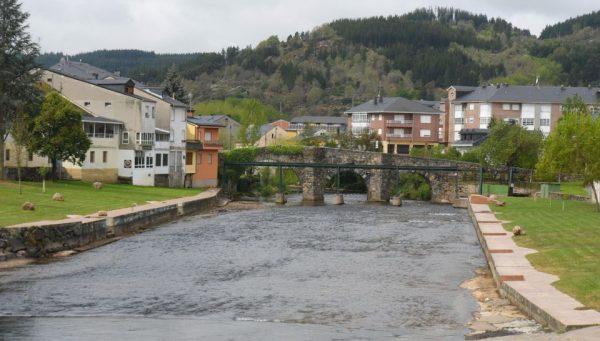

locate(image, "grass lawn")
(491, 196), (600, 310)
(559, 182), (590, 197)
(483, 183), (508, 196)
(0, 180), (204, 227)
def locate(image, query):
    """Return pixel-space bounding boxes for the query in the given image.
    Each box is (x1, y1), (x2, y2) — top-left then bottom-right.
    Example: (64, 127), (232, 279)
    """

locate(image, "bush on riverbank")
(392, 173), (431, 200)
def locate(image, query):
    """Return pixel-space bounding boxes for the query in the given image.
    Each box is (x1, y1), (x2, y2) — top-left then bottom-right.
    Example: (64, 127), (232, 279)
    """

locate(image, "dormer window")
(105, 102), (111, 107)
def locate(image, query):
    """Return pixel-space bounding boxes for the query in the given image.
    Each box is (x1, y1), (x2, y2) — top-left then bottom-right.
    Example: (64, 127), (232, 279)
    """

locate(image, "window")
(90, 151), (95, 163)
(420, 129), (431, 138)
(151, 107), (155, 118)
(155, 133), (170, 142)
(105, 102), (111, 107)
(28, 151), (33, 161)
(512, 104), (520, 111)
(162, 154), (168, 166)
(378, 114), (382, 121)
(371, 115), (375, 121)
(197, 152), (202, 164)
(103, 151), (108, 163)
(84, 101), (91, 106)
(185, 152), (193, 165)
(540, 118), (550, 127)
(207, 153), (213, 164)
(146, 155), (153, 168)
(522, 118), (534, 126)
(156, 153), (162, 167)
(502, 103), (511, 110)
(135, 151), (145, 168)
(122, 131), (129, 144)
(454, 117), (464, 124)
(135, 132), (154, 145)
(480, 117), (491, 125)
(377, 128), (382, 135)
(469, 103), (474, 110)
(205, 131), (212, 142)
(170, 129), (175, 142)
(5, 149), (9, 161)
(420, 115), (431, 124)
(468, 117), (474, 124)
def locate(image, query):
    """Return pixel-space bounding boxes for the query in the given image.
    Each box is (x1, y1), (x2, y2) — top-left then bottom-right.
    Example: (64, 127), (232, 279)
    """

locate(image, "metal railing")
(386, 133), (413, 139)
(386, 120), (413, 126)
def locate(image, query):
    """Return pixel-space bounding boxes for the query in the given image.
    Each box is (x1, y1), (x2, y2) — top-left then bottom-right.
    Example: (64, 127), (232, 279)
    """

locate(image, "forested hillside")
(37, 8), (600, 118)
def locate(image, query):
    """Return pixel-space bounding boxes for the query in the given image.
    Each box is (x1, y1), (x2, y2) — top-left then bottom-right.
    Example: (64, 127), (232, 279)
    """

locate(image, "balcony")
(203, 140), (223, 148)
(386, 133), (413, 140)
(185, 139), (223, 150)
(386, 120), (413, 127)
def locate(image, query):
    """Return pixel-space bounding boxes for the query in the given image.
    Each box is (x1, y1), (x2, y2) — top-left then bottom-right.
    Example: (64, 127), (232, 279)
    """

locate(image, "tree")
(11, 110), (31, 194)
(479, 118), (544, 169)
(0, 0), (42, 179)
(162, 64), (187, 102)
(537, 96), (600, 210)
(28, 92), (91, 179)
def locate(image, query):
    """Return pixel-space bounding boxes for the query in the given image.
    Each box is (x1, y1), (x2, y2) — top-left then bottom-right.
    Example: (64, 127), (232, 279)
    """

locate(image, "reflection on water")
(0, 194), (484, 340)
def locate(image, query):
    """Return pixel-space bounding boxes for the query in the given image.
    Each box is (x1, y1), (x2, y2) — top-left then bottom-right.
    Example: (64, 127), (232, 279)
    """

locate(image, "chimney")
(186, 109), (195, 117)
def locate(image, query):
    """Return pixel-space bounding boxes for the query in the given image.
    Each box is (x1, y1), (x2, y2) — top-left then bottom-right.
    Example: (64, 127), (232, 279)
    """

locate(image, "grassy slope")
(0, 180), (203, 227)
(492, 196), (600, 310)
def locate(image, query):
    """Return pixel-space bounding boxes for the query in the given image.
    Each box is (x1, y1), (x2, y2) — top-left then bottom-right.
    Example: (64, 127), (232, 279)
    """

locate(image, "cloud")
(21, 0), (600, 54)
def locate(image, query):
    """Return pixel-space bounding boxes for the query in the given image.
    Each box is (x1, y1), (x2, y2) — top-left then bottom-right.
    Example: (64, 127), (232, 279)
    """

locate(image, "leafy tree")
(537, 96), (600, 209)
(0, 0), (42, 179)
(479, 118), (544, 169)
(162, 64), (187, 102)
(410, 145), (461, 160)
(28, 92), (91, 179)
(10, 111), (31, 194)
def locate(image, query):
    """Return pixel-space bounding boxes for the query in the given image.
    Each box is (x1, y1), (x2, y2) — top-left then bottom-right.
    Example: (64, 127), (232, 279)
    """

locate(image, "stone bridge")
(230, 147), (481, 203)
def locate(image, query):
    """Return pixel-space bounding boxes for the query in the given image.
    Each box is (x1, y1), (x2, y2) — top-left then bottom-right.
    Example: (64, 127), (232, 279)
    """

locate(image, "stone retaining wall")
(0, 219), (107, 260)
(0, 191), (219, 261)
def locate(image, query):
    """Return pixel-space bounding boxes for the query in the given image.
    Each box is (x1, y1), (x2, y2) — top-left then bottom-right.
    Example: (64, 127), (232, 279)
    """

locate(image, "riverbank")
(468, 194), (600, 333)
(0, 189), (220, 264)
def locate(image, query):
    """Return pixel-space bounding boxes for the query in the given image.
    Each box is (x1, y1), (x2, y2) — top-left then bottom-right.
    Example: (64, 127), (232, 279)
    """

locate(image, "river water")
(0, 194), (485, 340)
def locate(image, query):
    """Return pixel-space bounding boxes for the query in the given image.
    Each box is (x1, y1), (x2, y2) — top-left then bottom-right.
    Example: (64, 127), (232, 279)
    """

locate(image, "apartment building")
(345, 96), (442, 154)
(185, 116), (224, 187)
(43, 59), (189, 186)
(287, 116), (347, 137)
(447, 84), (600, 144)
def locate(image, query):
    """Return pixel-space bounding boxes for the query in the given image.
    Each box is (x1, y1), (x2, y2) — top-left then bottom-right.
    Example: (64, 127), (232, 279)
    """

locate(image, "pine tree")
(0, 0), (41, 179)
(162, 64), (187, 102)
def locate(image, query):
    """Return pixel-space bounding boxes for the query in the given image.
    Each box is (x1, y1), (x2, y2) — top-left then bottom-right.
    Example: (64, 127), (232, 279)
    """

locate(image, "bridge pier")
(301, 168), (326, 202)
(366, 169), (396, 202)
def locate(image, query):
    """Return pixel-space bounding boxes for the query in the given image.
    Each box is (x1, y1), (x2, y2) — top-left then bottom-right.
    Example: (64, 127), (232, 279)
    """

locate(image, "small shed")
(540, 182), (561, 198)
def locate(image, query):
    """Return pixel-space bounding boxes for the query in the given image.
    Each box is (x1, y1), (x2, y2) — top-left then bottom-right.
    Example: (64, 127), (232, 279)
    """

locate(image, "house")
(193, 115), (240, 150)
(447, 84), (600, 144)
(255, 123), (288, 147)
(287, 116), (347, 137)
(344, 96), (442, 155)
(43, 59), (188, 187)
(185, 116), (224, 187)
(452, 129), (488, 155)
(3, 136), (50, 179)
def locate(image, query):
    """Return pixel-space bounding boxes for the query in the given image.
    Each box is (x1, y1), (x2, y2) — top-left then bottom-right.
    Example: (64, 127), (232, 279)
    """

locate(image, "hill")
(37, 7), (600, 117)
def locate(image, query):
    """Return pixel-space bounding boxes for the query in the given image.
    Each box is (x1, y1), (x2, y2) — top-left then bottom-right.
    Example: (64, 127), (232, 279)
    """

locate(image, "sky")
(22, 0), (600, 55)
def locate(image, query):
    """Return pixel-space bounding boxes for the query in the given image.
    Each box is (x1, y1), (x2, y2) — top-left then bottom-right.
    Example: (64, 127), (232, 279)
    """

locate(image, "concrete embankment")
(0, 189), (219, 261)
(468, 194), (600, 332)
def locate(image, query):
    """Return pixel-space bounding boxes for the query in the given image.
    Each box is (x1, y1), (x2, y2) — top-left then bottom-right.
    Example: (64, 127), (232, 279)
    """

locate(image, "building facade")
(345, 96), (442, 154)
(447, 84), (600, 144)
(185, 116), (224, 187)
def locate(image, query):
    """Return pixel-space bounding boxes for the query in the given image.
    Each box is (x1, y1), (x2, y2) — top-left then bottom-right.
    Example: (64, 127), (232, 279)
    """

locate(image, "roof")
(82, 114), (123, 125)
(448, 85), (478, 92)
(141, 88), (188, 108)
(417, 100), (443, 111)
(454, 85), (600, 104)
(345, 97), (442, 115)
(50, 59), (124, 81)
(259, 123), (276, 136)
(187, 116), (226, 127)
(290, 116), (347, 125)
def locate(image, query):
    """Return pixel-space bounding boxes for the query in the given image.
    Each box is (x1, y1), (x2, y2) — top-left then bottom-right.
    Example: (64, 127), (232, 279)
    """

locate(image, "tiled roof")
(187, 116), (226, 127)
(345, 97), (442, 115)
(454, 85), (600, 104)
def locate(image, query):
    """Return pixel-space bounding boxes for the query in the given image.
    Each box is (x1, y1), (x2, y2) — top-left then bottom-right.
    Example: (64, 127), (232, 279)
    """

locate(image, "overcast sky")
(22, 0), (600, 54)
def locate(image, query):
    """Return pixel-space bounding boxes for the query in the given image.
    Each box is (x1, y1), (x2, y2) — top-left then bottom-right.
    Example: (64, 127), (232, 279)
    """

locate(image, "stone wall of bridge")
(251, 147), (480, 203)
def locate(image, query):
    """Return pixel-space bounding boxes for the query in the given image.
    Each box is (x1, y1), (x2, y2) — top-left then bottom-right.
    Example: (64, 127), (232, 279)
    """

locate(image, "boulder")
(495, 200), (506, 207)
(512, 225), (523, 236)
(489, 194), (498, 200)
(97, 210), (108, 217)
(22, 202), (35, 211)
(52, 192), (64, 201)
(93, 181), (103, 190)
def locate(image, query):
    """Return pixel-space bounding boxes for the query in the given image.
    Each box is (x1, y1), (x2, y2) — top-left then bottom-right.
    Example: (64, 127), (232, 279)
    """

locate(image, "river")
(0, 194), (485, 340)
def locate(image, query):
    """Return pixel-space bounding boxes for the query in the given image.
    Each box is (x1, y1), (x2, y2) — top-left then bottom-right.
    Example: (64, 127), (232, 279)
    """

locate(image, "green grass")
(491, 196), (600, 310)
(559, 182), (590, 197)
(483, 183), (508, 196)
(0, 180), (204, 227)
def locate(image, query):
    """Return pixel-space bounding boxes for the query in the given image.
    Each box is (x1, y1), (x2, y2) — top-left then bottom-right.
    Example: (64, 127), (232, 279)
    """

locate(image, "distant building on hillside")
(255, 124), (288, 147)
(287, 116), (347, 137)
(344, 96), (442, 155)
(447, 84), (600, 146)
